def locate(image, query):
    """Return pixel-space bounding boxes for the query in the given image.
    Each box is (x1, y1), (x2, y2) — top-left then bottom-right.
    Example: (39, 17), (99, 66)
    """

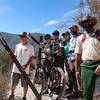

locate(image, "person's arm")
(74, 35), (83, 72)
(14, 45), (17, 57)
(75, 53), (82, 91)
(75, 54), (81, 72)
(26, 56), (34, 66)
(95, 65), (100, 75)
(74, 36), (83, 91)
(23, 56), (34, 70)
(23, 45), (35, 70)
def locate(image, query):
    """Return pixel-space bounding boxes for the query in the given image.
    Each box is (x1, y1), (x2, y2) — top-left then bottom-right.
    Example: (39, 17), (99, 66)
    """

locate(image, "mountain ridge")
(0, 32), (43, 56)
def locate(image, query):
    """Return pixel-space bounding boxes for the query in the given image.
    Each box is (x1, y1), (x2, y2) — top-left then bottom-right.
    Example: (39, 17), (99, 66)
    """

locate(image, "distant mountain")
(0, 32), (43, 56)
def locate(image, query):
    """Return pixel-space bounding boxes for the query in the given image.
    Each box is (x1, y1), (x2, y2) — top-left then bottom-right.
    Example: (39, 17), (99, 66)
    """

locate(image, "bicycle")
(33, 52), (67, 100)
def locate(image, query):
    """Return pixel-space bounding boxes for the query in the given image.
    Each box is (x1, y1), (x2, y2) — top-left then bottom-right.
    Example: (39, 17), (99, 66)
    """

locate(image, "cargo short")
(11, 72), (28, 87)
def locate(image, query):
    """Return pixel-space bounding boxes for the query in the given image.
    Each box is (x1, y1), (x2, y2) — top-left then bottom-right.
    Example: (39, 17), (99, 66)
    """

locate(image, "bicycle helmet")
(52, 30), (60, 36)
(44, 34), (51, 40)
(62, 31), (70, 36)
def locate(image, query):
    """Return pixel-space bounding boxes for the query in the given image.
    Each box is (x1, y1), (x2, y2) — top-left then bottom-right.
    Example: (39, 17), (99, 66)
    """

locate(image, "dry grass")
(0, 67), (11, 99)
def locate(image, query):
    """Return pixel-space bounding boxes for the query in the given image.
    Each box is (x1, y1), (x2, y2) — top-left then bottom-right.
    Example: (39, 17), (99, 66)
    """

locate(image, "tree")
(76, 0), (100, 29)
(87, 0), (100, 16)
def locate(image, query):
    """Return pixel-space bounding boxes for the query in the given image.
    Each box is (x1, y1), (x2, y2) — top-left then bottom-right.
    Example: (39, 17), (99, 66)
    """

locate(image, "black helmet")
(79, 15), (97, 29)
(44, 34), (51, 40)
(52, 30), (60, 36)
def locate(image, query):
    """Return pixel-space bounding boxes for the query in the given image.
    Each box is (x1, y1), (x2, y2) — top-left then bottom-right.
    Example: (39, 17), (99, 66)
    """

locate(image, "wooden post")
(0, 33), (41, 100)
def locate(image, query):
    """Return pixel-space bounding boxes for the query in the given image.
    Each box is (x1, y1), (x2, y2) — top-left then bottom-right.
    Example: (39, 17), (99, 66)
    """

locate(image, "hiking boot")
(63, 89), (73, 98)
(22, 96), (26, 100)
(66, 91), (81, 99)
(74, 89), (82, 97)
(8, 94), (15, 100)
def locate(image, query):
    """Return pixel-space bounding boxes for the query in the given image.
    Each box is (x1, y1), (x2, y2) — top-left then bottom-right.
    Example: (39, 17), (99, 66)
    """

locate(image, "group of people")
(42, 25), (80, 97)
(8, 15), (100, 100)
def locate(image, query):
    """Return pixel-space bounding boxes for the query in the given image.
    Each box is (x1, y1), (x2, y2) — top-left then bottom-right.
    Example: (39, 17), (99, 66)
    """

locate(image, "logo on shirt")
(25, 49), (28, 51)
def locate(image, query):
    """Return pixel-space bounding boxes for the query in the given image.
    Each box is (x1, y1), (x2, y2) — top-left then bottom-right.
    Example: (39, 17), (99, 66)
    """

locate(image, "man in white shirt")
(63, 25), (82, 99)
(75, 16), (100, 100)
(9, 32), (35, 100)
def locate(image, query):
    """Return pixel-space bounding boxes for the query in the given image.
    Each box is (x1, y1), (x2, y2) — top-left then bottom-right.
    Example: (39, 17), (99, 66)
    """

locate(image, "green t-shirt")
(62, 40), (70, 57)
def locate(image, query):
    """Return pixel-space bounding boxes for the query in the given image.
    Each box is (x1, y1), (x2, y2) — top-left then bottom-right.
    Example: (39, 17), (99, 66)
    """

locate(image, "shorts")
(11, 72), (28, 87)
(54, 56), (65, 71)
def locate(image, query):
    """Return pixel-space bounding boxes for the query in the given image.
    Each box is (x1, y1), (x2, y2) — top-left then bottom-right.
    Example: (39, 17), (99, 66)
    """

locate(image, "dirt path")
(5, 78), (100, 100)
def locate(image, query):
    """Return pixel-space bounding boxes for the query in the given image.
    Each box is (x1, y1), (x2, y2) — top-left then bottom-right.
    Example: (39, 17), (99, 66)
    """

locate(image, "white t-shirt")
(12, 43), (35, 74)
(82, 37), (100, 61)
(75, 33), (100, 61)
(75, 33), (89, 54)
(69, 35), (77, 51)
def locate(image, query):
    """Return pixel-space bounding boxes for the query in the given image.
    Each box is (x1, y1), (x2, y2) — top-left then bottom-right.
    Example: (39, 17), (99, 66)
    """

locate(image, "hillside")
(0, 32), (43, 56)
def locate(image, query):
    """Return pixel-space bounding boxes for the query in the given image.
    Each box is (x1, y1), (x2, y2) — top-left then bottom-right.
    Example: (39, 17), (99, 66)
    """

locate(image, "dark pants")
(54, 55), (65, 70)
(81, 67), (96, 100)
(43, 59), (52, 80)
(12, 72), (28, 87)
(68, 67), (78, 91)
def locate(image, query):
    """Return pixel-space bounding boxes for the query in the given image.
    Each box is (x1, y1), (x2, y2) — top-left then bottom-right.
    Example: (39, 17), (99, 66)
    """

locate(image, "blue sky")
(0, 0), (82, 34)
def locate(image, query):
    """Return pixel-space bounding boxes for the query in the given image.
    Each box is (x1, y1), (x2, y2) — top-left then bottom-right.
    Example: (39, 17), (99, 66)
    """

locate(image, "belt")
(69, 50), (74, 53)
(83, 60), (100, 63)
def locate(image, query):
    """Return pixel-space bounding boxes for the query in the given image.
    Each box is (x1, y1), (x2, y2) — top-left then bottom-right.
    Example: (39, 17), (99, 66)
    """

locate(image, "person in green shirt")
(62, 31), (70, 57)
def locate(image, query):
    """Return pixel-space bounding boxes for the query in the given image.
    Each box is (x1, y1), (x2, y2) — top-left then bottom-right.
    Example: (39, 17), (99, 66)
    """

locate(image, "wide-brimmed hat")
(79, 16), (97, 28)
(52, 30), (60, 36)
(19, 32), (28, 37)
(62, 31), (70, 36)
